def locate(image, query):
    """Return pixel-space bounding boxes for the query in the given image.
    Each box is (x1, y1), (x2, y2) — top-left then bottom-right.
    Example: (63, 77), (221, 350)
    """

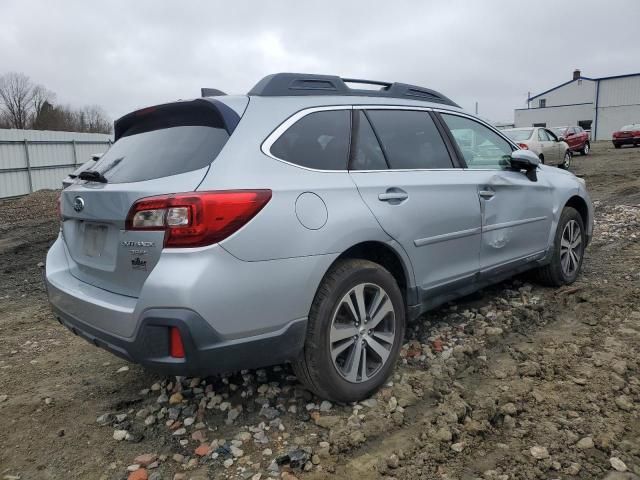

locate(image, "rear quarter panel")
(197, 98), (393, 262)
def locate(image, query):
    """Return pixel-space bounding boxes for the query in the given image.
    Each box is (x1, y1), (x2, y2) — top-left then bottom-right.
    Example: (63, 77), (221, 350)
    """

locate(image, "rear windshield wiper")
(78, 170), (108, 183)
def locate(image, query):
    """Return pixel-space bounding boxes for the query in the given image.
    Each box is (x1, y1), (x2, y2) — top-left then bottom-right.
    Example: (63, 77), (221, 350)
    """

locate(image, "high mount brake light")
(126, 190), (272, 248)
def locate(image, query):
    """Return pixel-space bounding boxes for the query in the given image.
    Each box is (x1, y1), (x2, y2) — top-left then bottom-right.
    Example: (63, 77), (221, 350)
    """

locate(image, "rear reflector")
(169, 327), (185, 358)
(126, 190), (272, 248)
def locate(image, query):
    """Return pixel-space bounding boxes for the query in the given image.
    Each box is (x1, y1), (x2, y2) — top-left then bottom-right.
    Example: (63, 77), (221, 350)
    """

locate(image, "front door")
(439, 113), (555, 273)
(536, 128), (557, 164)
(348, 109), (482, 294)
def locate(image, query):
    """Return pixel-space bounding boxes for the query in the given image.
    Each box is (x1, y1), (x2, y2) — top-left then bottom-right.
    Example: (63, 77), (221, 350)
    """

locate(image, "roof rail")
(247, 73), (460, 107)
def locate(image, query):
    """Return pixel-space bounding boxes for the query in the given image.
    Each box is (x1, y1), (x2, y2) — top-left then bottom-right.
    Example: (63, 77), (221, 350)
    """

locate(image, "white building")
(514, 70), (640, 140)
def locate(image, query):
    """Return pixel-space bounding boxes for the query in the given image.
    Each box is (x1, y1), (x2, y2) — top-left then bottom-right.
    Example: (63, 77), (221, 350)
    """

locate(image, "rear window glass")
(366, 110), (453, 169)
(504, 129), (533, 141)
(270, 110), (350, 170)
(91, 126), (229, 183)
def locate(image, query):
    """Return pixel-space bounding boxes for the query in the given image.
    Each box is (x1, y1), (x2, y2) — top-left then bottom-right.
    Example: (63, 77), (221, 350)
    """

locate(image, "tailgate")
(60, 98), (244, 297)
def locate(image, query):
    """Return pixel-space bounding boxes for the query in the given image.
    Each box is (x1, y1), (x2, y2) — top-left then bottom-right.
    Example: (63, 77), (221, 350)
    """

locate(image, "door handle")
(478, 190), (495, 199)
(378, 190), (409, 202)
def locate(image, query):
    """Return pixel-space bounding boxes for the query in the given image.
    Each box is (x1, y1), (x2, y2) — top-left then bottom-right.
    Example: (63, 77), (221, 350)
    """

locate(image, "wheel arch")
(564, 195), (589, 230)
(329, 241), (418, 310)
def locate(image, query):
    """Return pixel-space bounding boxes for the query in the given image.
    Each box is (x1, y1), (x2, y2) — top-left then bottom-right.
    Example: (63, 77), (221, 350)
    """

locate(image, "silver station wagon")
(46, 73), (593, 401)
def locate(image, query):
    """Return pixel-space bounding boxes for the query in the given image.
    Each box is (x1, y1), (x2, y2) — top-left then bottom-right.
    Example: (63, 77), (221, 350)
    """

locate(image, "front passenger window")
(441, 114), (513, 169)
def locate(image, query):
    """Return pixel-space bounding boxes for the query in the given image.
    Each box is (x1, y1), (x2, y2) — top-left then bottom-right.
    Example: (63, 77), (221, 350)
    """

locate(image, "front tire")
(535, 207), (585, 287)
(293, 259), (405, 402)
(580, 142), (590, 155)
(559, 150), (572, 169)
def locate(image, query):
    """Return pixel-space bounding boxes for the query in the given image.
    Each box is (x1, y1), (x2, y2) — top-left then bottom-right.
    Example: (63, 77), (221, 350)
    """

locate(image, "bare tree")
(0, 72), (36, 129)
(31, 84), (56, 122)
(0, 71), (111, 133)
(77, 105), (112, 133)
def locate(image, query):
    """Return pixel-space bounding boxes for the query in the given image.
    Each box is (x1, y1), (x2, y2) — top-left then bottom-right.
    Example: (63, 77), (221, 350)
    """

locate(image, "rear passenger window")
(350, 111), (388, 170)
(366, 110), (453, 169)
(270, 110), (350, 170)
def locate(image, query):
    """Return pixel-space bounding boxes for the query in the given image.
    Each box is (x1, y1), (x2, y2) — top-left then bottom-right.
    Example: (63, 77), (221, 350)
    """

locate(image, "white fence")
(0, 129), (113, 199)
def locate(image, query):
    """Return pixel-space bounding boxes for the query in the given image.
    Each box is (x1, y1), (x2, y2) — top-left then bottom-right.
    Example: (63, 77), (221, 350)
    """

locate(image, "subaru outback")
(45, 73), (593, 402)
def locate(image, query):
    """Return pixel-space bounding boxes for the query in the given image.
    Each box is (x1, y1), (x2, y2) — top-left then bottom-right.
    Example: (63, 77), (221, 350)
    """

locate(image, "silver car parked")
(45, 73), (593, 402)
(502, 127), (572, 169)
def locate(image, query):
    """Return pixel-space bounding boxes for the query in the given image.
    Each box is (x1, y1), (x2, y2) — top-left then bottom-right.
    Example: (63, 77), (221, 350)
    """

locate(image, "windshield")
(503, 129), (532, 141)
(621, 124), (639, 131)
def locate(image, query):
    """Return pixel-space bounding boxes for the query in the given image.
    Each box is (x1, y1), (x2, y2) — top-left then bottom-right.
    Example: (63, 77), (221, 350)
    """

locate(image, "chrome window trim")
(261, 104), (476, 173)
(261, 104), (521, 173)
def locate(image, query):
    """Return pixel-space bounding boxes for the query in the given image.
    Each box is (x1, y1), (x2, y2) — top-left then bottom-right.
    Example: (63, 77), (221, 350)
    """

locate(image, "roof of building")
(529, 72), (640, 101)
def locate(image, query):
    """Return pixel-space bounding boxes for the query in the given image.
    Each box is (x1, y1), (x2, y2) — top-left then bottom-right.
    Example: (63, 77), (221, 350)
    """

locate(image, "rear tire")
(535, 207), (585, 287)
(580, 142), (590, 155)
(293, 259), (405, 402)
(614, 143), (621, 149)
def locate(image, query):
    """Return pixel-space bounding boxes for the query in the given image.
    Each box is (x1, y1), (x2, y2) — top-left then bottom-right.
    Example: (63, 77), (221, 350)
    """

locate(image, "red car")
(552, 126), (590, 155)
(612, 124), (640, 149)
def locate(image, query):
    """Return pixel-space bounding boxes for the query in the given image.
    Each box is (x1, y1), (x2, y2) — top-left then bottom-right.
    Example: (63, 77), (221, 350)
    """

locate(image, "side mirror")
(510, 150), (540, 181)
(557, 136), (566, 142)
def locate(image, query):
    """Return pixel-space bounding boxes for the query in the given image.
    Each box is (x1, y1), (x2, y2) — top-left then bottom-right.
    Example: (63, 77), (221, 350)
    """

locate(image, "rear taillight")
(126, 190), (272, 248)
(169, 327), (185, 358)
(517, 143), (529, 150)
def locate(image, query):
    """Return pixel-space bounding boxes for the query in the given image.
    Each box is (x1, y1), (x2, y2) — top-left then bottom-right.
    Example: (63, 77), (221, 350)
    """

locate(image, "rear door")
(439, 112), (554, 273)
(60, 99), (243, 297)
(349, 108), (482, 296)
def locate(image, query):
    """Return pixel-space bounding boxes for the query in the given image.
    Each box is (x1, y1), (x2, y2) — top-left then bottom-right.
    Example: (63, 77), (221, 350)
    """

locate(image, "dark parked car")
(612, 124), (640, 148)
(552, 126), (590, 155)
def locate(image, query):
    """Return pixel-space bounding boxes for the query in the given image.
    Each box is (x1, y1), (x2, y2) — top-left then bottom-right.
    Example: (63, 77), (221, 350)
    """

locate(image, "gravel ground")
(0, 142), (639, 480)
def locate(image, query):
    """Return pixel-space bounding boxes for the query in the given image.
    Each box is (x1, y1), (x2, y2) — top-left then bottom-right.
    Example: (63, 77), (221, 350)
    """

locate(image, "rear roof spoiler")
(114, 99), (240, 141)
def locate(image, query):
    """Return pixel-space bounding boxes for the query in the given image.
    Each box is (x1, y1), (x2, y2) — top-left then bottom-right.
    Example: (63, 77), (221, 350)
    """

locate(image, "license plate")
(83, 223), (108, 257)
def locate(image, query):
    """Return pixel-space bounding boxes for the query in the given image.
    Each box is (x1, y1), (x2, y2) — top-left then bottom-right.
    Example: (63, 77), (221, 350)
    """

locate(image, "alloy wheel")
(560, 219), (582, 276)
(563, 152), (571, 169)
(329, 282), (396, 383)
(584, 143), (589, 155)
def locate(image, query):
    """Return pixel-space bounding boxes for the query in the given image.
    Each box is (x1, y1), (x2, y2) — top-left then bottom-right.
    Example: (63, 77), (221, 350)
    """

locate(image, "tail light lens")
(126, 190), (272, 248)
(517, 143), (529, 150)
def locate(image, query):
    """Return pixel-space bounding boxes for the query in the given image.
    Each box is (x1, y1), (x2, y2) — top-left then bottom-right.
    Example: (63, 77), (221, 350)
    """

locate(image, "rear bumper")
(45, 235), (335, 375)
(51, 304), (306, 376)
(613, 137), (640, 146)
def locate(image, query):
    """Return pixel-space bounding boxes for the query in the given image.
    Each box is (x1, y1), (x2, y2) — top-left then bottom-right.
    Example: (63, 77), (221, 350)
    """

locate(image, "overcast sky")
(1, 0), (639, 123)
